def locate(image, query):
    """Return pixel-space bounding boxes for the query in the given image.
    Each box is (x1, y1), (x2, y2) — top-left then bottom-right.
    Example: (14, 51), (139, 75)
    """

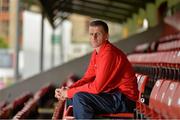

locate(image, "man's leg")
(72, 91), (134, 119)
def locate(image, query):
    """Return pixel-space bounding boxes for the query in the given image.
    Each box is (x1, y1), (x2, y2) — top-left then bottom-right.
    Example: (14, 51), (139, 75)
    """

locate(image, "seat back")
(161, 81), (179, 118)
(149, 80), (164, 109)
(136, 73), (142, 83)
(153, 80), (171, 113)
(137, 75), (149, 93)
(170, 84), (180, 118)
(149, 79), (180, 118)
(52, 100), (65, 120)
(136, 74), (149, 102)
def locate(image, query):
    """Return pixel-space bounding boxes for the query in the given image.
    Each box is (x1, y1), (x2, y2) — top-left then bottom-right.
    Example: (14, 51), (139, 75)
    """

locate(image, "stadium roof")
(39, 0), (155, 28)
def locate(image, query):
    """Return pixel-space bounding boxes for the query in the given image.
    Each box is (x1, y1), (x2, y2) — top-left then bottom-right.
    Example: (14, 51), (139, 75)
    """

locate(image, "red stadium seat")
(137, 79), (180, 119)
(170, 84), (180, 118)
(137, 74), (149, 101)
(161, 81), (179, 118)
(13, 98), (38, 119)
(149, 80), (164, 109)
(137, 80), (164, 119)
(52, 100), (65, 120)
(152, 80), (171, 112)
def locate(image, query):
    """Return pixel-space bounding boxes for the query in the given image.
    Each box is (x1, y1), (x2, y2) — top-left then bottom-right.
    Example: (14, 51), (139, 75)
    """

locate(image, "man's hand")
(55, 87), (68, 101)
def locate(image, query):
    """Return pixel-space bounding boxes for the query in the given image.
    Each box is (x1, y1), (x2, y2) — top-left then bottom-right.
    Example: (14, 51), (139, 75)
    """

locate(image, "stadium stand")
(0, 1), (179, 119)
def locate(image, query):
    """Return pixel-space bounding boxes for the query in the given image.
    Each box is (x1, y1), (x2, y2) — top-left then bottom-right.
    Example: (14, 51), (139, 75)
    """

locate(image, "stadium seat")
(150, 80), (171, 114)
(137, 79), (180, 119)
(136, 79), (164, 119)
(170, 84), (180, 118)
(161, 81), (179, 118)
(52, 100), (65, 120)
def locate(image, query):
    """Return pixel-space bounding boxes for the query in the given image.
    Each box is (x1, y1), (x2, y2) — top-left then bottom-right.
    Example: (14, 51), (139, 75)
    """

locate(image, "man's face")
(89, 26), (108, 48)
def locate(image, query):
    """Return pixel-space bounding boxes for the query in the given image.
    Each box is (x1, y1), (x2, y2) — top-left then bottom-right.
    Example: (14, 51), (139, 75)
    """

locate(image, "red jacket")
(67, 41), (139, 101)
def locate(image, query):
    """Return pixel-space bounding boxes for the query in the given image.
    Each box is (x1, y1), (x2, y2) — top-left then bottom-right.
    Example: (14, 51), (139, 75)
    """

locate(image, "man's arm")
(69, 52), (96, 88)
(67, 52), (124, 98)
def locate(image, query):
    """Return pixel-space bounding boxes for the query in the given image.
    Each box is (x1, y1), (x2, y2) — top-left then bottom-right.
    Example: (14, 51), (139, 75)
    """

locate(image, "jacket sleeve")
(69, 53), (96, 89)
(67, 51), (124, 98)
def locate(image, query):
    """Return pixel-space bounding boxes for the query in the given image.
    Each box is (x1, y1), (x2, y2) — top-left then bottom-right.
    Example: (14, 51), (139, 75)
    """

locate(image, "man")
(55, 20), (139, 119)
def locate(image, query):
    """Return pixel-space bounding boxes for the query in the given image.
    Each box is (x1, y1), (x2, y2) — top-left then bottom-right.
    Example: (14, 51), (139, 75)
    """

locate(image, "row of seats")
(0, 92), (32, 119)
(157, 32), (180, 52)
(129, 31), (180, 118)
(128, 50), (180, 83)
(157, 39), (180, 51)
(128, 49), (180, 104)
(13, 84), (53, 119)
(136, 79), (180, 119)
(128, 50), (180, 67)
(133, 32), (180, 53)
(159, 32), (180, 43)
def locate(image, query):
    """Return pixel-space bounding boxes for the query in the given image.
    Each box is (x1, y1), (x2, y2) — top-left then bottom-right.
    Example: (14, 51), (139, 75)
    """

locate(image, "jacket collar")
(95, 40), (109, 55)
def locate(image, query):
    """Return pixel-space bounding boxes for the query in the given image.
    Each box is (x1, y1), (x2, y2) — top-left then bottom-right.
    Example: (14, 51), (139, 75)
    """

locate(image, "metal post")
(40, 12), (44, 72)
(13, 0), (20, 81)
(51, 30), (55, 67)
(59, 21), (64, 64)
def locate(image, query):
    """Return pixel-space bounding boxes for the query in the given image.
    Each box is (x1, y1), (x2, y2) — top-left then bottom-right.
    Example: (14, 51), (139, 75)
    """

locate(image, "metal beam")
(57, 1), (130, 19)
(39, 0), (55, 28)
(109, 0), (146, 8)
(59, 7), (125, 23)
(75, 0), (136, 13)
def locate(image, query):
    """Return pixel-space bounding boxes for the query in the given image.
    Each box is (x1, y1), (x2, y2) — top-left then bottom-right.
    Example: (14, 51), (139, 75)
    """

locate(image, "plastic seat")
(170, 84), (180, 118)
(161, 81), (179, 118)
(139, 80), (179, 119)
(139, 80), (164, 118)
(151, 80), (171, 114)
(157, 40), (180, 51)
(149, 79), (164, 109)
(13, 98), (38, 119)
(137, 74), (149, 104)
(52, 100), (65, 120)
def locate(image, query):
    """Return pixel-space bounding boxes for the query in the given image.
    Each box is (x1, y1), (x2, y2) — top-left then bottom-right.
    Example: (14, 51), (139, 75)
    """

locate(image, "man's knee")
(72, 92), (94, 118)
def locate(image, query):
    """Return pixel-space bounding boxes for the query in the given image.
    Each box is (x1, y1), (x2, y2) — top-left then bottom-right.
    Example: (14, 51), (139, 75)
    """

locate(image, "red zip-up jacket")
(67, 41), (139, 101)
